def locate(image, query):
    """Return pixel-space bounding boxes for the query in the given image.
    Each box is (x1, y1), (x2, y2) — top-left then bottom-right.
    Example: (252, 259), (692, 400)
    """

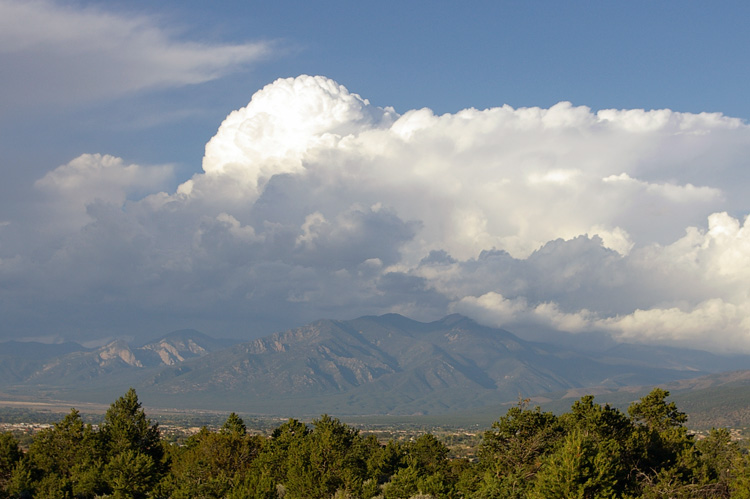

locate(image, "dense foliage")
(1, 388), (750, 498)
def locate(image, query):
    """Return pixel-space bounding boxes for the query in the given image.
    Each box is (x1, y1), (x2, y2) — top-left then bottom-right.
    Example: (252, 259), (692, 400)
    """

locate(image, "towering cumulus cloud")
(3, 75), (750, 351)
(199, 75), (397, 198)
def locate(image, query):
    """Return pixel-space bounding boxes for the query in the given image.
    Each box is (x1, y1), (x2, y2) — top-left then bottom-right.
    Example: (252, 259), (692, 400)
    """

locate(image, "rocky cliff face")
(139, 337), (209, 365)
(4, 330), (229, 386)
(98, 340), (143, 367)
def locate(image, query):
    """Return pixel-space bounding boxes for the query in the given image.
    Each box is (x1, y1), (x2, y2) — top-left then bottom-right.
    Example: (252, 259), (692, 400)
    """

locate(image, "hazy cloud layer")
(0, 0), (271, 110)
(3, 75), (750, 352)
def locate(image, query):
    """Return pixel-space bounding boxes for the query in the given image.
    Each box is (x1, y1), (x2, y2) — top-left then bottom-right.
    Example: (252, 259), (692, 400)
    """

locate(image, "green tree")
(627, 388), (697, 497)
(451, 457), (481, 499)
(402, 434), (454, 497)
(226, 471), (278, 499)
(367, 439), (406, 485)
(105, 449), (156, 499)
(476, 400), (563, 498)
(99, 388), (164, 498)
(628, 388), (688, 433)
(100, 388), (163, 462)
(529, 428), (619, 499)
(163, 414), (262, 499)
(695, 428), (742, 498)
(563, 395), (633, 443)
(15, 408), (104, 498)
(560, 395), (635, 495)
(0, 432), (21, 498)
(381, 463), (420, 499)
(233, 415), (384, 498)
(284, 414), (368, 498)
(220, 412), (247, 436)
(258, 417), (310, 485)
(230, 418), (310, 497)
(405, 434), (449, 477)
(729, 451), (750, 499)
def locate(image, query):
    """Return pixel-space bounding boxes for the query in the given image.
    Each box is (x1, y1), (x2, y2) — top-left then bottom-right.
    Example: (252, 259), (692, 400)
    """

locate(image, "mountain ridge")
(1, 314), (747, 417)
(134, 314), (743, 415)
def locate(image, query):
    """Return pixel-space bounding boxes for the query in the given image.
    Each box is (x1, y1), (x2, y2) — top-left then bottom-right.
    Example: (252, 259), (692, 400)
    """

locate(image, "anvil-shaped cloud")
(3, 75), (750, 352)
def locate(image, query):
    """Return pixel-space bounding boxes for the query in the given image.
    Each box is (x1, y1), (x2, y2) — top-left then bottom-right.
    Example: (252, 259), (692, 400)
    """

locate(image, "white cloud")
(34, 153), (173, 231)
(0, 0), (271, 109)
(598, 299), (749, 352)
(448, 212), (750, 353)
(452, 292), (529, 325)
(451, 292), (598, 337)
(602, 173), (723, 204)
(199, 75), (397, 201)
(185, 77), (739, 262)
(5, 75), (750, 352)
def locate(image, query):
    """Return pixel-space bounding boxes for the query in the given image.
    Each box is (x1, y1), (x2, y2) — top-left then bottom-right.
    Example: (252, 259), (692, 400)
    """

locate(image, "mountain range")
(0, 314), (748, 419)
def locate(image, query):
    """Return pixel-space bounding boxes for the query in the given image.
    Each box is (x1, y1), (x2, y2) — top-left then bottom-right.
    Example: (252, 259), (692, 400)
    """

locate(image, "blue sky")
(2, 0), (750, 351)
(6, 1), (749, 171)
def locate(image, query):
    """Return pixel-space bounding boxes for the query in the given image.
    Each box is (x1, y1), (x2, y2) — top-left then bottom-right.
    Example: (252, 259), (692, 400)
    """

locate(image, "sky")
(2, 0), (750, 352)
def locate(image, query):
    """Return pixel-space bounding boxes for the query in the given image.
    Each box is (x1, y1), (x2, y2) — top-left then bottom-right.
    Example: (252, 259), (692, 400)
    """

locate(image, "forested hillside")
(1, 388), (749, 498)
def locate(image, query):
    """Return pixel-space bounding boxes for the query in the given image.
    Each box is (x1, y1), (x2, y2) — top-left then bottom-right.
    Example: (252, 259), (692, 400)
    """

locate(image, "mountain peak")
(5, 313), (747, 417)
(435, 313), (475, 328)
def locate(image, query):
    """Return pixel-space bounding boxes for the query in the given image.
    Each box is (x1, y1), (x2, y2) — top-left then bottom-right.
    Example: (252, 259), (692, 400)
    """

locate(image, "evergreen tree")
(0, 432), (21, 498)
(105, 450), (157, 499)
(230, 418), (310, 497)
(99, 388), (164, 498)
(405, 434), (449, 477)
(559, 395), (635, 495)
(100, 388), (163, 462)
(284, 414), (367, 498)
(6, 386), (750, 499)
(367, 439), (406, 485)
(402, 434), (454, 497)
(530, 428), (619, 499)
(562, 395), (633, 444)
(628, 388), (688, 433)
(162, 414), (262, 499)
(695, 428), (741, 498)
(476, 400), (564, 498)
(729, 451), (750, 499)
(13, 408), (104, 498)
(220, 412), (247, 436)
(627, 388), (697, 497)
(381, 463), (421, 499)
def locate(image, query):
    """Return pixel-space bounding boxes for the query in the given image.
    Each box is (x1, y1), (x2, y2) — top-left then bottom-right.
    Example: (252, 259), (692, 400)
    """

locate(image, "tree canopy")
(1, 387), (748, 498)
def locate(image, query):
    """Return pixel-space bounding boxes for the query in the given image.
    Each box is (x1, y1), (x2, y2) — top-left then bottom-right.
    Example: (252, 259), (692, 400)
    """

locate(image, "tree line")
(1, 387), (750, 498)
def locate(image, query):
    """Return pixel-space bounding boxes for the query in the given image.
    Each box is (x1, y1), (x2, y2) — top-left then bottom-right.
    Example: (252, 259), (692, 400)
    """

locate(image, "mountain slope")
(136, 329), (236, 367)
(0, 341), (89, 384)
(3, 315), (746, 417)
(0, 329), (236, 389)
(138, 314), (723, 415)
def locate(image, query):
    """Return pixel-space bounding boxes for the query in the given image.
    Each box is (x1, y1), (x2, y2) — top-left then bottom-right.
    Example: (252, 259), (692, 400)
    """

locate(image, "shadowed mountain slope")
(2, 314), (747, 416)
(137, 314), (725, 415)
